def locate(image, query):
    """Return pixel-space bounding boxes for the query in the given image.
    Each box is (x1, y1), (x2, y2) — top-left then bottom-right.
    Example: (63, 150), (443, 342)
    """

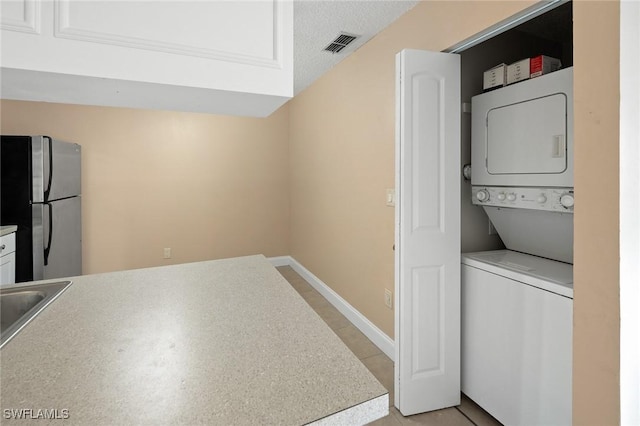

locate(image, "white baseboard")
(269, 255), (395, 361)
(267, 256), (291, 267)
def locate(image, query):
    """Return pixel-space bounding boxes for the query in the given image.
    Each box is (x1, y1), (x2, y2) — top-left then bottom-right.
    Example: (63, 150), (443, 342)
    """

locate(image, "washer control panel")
(472, 186), (574, 213)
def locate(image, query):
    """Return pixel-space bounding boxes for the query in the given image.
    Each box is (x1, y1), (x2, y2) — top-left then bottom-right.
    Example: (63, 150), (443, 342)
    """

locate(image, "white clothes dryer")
(471, 67), (573, 188)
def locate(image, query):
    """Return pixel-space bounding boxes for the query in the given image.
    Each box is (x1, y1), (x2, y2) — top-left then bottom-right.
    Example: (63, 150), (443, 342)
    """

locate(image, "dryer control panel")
(472, 186), (574, 213)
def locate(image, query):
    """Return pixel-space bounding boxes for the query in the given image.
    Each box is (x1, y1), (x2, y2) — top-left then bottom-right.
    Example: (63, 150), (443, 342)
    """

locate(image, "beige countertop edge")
(0, 225), (18, 237)
(0, 255), (388, 425)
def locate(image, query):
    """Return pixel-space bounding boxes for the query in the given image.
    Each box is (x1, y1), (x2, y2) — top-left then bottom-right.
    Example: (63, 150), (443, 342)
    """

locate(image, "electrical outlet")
(384, 288), (393, 309)
(163, 248), (171, 259)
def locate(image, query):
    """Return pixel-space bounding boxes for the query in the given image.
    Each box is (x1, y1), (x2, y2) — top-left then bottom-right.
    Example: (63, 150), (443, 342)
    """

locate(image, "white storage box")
(506, 58), (530, 84)
(483, 64), (507, 90)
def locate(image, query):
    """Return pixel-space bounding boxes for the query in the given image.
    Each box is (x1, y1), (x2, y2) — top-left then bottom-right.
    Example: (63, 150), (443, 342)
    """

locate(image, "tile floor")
(276, 266), (502, 426)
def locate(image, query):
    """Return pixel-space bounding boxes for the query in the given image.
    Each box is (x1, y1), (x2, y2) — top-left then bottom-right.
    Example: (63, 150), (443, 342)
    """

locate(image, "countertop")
(0, 225), (17, 237)
(0, 255), (388, 425)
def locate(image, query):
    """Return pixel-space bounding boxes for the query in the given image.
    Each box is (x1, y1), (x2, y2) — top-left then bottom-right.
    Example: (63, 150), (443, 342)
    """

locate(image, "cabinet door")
(1, 252), (16, 286)
(0, 1), (293, 117)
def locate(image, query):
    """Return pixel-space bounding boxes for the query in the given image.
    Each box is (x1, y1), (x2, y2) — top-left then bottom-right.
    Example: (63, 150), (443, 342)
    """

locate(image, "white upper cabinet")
(0, 0), (293, 117)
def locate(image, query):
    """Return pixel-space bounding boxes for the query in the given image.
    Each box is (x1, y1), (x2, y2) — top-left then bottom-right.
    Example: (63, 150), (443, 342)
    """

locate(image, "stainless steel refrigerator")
(1, 135), (82, 283)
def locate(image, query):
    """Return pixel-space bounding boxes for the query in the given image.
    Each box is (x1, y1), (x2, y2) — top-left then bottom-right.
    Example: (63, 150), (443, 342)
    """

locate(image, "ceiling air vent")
(323, 32), (359, 54)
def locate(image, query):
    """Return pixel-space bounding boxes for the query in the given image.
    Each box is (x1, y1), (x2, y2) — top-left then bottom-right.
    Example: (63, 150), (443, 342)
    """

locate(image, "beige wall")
(289, 0), (536, 341)
(0, 100), (290, 274)
(573, 1), (620, 424)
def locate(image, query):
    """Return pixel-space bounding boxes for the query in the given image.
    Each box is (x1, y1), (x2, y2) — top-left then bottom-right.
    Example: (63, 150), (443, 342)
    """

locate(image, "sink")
(0, 281), (72, 348)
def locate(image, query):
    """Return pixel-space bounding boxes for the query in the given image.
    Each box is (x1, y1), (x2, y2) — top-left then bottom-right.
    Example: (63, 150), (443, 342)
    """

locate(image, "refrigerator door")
(40, 196), (82, 280)
(32, 136), (82, 202)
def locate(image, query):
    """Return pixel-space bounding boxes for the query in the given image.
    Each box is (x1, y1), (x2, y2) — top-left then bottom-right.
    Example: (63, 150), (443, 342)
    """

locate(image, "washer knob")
(476, 190), (489, 202)
(507, 193), (517, 202)
(497, 192), (506, 201)
(560, 194), (575, 208)
(537, 194), (547, 204)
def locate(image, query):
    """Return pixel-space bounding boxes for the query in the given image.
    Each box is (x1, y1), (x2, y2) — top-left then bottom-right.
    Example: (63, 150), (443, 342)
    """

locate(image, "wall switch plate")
(163, 248), (171, 259)
(384, 288), (393, 309)
(386, 189), (396, 207)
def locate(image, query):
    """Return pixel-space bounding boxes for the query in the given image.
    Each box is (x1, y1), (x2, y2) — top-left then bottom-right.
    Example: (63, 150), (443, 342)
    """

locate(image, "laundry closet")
(393, 1), (575, 421)
(458, 2), (574, 425)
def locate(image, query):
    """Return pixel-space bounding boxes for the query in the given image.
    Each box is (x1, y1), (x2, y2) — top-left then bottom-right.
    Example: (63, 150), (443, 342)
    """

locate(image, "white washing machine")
(464, 68), (575, 425)
(461, 250), (573, 426)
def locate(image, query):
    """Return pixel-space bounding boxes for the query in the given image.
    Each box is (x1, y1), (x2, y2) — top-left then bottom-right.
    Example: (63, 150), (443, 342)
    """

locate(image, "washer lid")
(462, 249), (573, 298)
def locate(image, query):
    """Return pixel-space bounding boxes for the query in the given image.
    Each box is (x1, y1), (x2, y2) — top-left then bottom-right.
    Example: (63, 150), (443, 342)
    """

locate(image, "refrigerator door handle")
(43, 136), (54, 202)
(44, 202), (53, 266)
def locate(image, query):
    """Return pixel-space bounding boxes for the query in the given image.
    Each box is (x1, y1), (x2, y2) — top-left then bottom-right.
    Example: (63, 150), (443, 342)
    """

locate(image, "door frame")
(619, 1), (640, 423)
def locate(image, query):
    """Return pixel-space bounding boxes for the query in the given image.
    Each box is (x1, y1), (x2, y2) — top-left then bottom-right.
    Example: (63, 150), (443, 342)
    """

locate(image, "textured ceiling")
(293, 1), (419, 95)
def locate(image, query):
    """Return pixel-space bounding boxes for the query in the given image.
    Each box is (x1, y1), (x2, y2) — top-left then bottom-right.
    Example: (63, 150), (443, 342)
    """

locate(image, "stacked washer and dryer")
(462, 67), (574, 425)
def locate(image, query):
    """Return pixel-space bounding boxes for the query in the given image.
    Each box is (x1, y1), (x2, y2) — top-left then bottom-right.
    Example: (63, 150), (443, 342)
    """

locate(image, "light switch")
(386, 189), (395, 207)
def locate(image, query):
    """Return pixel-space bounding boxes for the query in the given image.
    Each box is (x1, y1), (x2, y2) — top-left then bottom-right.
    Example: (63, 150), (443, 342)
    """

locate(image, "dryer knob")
(476, 190), (489, 202)
(507, 193), (517, 202)
(497, 192), (506, 201)
(537, 195), (547, 204)
(560, 194), (575, 208)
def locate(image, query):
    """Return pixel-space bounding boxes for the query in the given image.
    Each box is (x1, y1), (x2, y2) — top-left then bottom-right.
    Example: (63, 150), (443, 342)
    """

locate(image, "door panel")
(395, 49), (461, 416)
(411, 267), (444, 375)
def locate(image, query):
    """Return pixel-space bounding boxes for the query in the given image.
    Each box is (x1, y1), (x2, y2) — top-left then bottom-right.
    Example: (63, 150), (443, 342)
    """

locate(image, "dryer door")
(471, 67), (573, 188)
(487, 93), (567, 175)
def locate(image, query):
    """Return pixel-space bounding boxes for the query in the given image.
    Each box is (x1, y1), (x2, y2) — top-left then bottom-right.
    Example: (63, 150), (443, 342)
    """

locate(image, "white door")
(394, 49), (461, 416)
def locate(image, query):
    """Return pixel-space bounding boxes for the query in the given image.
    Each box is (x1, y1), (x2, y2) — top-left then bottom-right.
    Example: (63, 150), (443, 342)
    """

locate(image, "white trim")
(267, 256), (291, 267)
(620, 1), (640, 424)
(268, 256), (395, 361)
